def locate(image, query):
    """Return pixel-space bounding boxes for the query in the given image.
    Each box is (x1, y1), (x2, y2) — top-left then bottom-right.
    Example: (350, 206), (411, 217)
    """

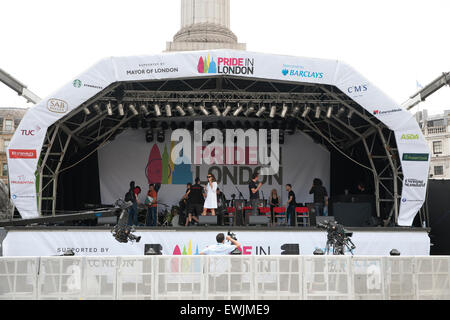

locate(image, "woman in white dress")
(202, 173), (218, 216)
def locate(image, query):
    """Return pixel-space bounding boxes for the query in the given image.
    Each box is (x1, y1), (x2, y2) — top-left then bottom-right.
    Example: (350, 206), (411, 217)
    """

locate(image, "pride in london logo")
(197, 54), (255, 75)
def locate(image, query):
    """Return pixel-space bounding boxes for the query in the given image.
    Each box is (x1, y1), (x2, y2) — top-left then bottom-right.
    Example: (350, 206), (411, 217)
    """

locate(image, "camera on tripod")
(227, 231), (237, 241)
(227, 231), (241, 255)
(111, 199), (141, 244)
(317, 220), (356, 255)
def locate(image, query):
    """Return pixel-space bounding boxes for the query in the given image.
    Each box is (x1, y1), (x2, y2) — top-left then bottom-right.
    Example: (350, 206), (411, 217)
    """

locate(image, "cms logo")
(21, 130), (35, 136)
(348, 84), (368, 94)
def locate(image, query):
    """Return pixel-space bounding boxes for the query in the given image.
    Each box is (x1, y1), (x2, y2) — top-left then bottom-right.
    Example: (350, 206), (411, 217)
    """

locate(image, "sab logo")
(47, 99), (68, 114)
(348, 84), (368, 94)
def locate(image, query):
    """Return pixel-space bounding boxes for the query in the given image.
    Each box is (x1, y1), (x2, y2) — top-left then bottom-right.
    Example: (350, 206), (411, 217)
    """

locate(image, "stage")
(1, 227), (430, 257)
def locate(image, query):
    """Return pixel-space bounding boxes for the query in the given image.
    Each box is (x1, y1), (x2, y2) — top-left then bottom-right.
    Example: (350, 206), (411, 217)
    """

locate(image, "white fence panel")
(0, 257), (39, 300)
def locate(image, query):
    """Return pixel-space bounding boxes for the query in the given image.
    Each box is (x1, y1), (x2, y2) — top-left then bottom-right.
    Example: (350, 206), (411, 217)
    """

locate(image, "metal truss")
(38, 76), (403, 222)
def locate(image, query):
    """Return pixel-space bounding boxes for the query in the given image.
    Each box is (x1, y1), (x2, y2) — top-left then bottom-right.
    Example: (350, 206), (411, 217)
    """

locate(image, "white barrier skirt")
(3, 230), (430, 257)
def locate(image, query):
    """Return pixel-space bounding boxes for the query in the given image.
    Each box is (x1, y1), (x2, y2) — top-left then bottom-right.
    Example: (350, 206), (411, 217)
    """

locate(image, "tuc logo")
(47, 98), (68, 114)
(21, 130), (35, 136)
(401, 134), (419, 140)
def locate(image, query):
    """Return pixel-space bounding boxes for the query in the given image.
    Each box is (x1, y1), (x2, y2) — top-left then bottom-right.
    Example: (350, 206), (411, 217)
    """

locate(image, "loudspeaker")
(316, 216), (335, 225)
(198, 216), (218, 225)
(249, 216), (269, 226)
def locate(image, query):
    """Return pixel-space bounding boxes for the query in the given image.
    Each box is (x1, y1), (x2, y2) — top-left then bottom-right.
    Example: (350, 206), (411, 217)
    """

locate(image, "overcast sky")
(0, 0), (449, 115)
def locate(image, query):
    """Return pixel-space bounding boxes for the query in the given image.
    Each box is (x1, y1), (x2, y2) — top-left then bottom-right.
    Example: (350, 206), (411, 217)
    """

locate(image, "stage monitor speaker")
(249, 216), (269, 226)
(198, 216), (218, 225)
(316, 216), (335, 225)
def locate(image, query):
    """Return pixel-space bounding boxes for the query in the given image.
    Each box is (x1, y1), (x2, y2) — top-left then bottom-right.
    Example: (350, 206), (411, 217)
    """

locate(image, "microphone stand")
(235, 186), (245, 200)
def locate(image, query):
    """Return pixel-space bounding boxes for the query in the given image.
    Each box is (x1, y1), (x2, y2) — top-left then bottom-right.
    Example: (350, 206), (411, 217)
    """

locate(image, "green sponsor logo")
(401, 134), (419, 140)
(73, 79), (82, 88)
(402, 153), (429, 161)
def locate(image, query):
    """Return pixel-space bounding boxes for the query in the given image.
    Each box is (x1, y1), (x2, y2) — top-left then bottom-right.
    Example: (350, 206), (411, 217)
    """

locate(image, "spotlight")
(326, 106), (333, 118)
(93, 104), (101, 114)
(315, 106), (321, 119)
(176, 104), (186, 116)
(83, 107), (91, 115)
(244, 105), (255, 117)
(106, 102), (113, 116)
(270, 105), (277, 118)
(129, 104), (139, 116)
(390, 249), (401, 256)
(313, 248), (325, 255)
(165, 104), (172, 117)
(281, 104), (289, 118)
(200, 104), (210, 116)
(118, 103), (125, 116)
(154, 104), (162, 117)
(302, 106), (311, 118)
(291, 105), (300, 117)
(222, 105), (232, 117)
(187, 104), (196, 116)
(337, 107), (346, 117)
(233, 104), (244, 117)
(279, 130), (285, 144)
(212, 104), (221, 117)
(347, 109), (355, 119)
(256, 106), (266, 117)
(157, 130), (165, 143)
(140, 104), (149, 116)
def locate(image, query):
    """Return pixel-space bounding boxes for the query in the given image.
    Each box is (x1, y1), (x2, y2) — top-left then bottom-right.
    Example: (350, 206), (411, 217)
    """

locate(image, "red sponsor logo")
(9, 149), (37, 159)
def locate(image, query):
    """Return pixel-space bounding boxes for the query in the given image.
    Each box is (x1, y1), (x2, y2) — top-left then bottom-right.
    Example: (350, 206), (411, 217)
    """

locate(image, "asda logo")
(401, 134), (419, 140)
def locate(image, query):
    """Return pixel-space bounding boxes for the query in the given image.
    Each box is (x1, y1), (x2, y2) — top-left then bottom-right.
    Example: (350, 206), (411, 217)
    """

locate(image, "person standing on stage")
(202, 174), (218, 216)
(216, 187), (227, 226)
(269, 189), (280, 226)
(285, 184), (297, 227)
(186, 178), (203, 226)
(145, 184), (158, 227)
(309, 178), (328, 217)
(128, 184), (141, 226)
(249, 172), (263, 217)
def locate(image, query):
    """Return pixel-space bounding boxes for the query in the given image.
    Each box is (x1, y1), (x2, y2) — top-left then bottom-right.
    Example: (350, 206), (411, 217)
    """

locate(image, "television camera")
(317, 220), (356, 255)
(111, 199), (141, 244)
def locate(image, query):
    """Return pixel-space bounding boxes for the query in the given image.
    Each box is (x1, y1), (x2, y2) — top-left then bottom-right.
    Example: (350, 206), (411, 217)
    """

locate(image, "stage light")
(200, 104), (210, 116)
(244, 105), (255, 117)
(291, 105), (300, 117)
(337, 107), (346, 117)
(165, 104), (172, 117)
(281, 104), (289, 118)
(390, 249), (401, 256)
(93, 104), (101, 115)
(222, 105), (232, 117)
(140, 104), (149, 116)
(154, 104), (162, 117)
(256, 106), (266, 117)
(233, 104), (244, 117)
(270, 105), (277, 118)
(279, 130), (285, 145)
(302, 106), (311, 118)
(313, 248), (325, 255)
(175, 104), (186, 116)
(106, 102), (113, 116)
(118, 103), (125, 116)
(212, 104), (221, 117)
(327, 106), (333, 118)
(187, 104), (196, 116)
(83, 107), (91, 115)
(157, 130), (165, 143)
(347, 109), (355, 119)
(315, 106), (321, 119)
(129, 104), (139, 116)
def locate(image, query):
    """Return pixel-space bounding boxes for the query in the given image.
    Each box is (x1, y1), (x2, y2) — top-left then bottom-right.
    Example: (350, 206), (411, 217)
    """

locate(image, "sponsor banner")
(8, 149), (37, 159)
(402, 153), (430, 162)
(3, 230), (430, 257)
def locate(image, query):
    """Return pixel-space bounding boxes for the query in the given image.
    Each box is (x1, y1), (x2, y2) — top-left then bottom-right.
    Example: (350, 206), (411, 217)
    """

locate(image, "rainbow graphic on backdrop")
(197, 54), (217, 74)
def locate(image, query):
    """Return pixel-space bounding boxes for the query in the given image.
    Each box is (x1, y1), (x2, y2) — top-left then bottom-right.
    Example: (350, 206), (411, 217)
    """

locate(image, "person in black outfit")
(216, 188), (227, 226)
(179, 183), (191, 226)
(186, 177), (204, 226)
(285, 184), (296, 226)
(309, 178), (328, 216)
(269, 189), (280, 226)
(248, 172), (263, 224)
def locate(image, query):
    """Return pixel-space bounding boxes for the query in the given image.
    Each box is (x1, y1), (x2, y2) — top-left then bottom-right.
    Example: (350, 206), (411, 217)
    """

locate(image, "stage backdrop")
(98, 129), (330, 208)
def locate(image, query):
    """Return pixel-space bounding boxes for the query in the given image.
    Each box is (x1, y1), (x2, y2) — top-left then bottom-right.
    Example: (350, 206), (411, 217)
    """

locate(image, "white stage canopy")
(7, 50), (430, 226)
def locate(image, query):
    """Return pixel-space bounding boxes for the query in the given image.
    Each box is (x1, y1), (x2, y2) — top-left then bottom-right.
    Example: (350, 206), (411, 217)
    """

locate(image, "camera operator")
(200, 233), (241, 255)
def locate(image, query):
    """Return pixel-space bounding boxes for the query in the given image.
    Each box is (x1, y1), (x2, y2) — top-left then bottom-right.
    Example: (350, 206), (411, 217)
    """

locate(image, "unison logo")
(171, 121), (280, 176)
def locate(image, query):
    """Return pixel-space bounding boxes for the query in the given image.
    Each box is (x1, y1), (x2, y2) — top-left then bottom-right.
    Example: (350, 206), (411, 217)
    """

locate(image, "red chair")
(274, 207), (287, 226)
(296, 207), (310, 227)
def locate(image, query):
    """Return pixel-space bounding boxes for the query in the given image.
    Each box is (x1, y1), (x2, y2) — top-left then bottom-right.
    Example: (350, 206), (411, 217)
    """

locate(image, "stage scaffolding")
(37, 76), (407, 224)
